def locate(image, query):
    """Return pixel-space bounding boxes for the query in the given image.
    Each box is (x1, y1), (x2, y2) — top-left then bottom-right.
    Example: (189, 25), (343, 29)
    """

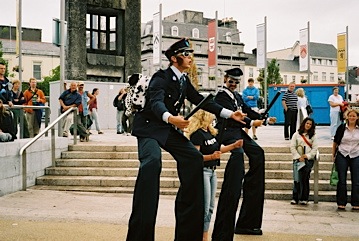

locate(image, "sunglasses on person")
(176, 50), (193, 57)
(228, 79), (240, 85)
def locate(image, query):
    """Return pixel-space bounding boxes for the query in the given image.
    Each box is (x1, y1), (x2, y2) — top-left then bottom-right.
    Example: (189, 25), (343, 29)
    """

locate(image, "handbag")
(330, 163), (339, 186)
(306, 98), (313, 115)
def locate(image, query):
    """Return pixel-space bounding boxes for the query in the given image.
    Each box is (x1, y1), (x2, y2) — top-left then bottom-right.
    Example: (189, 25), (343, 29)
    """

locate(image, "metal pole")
(264, 16), (267, 109)
(230, 37), (233, 67)
(17, 0), (24, 139)
(60, 0), (66, 93)
(215, 11), (218, 91)
(16, 0), (22, 88)
(345, 26), (349, 101)
(22, 150), (27, 191)
(51, 128), (56, 166)
(307, 21), (311, 84)
(159, 3), (162, 70)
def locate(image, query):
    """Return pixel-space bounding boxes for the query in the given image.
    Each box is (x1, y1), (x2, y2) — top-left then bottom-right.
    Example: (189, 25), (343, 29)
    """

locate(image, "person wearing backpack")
(113, 88), (126, 134)
(126, 38), (247, 241)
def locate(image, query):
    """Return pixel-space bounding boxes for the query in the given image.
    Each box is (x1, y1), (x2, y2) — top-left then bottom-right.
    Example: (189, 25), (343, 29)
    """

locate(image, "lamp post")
(224, 31), (241, 66)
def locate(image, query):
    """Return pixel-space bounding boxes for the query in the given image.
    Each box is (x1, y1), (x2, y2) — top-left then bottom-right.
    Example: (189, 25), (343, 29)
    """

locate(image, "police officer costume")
(127, 39), (233, 241)
(212, 68), (265, 241)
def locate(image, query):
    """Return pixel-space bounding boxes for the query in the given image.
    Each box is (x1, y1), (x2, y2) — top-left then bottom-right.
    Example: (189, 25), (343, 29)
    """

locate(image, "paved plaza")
(1, 125), (358, 240)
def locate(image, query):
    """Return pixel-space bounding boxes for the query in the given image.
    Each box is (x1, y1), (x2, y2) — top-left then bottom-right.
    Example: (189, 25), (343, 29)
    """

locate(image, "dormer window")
(171, 26), (179, 36)
(192, 28), (199, 38)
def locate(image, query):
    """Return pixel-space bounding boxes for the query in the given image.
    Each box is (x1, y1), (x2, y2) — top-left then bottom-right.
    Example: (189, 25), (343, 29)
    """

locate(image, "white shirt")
(297, 96), (307, 109)
(328, 94), (343, 112)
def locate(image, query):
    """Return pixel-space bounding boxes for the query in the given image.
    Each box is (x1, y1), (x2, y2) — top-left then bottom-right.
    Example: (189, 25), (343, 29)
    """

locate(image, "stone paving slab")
(0, 190), (358, 241)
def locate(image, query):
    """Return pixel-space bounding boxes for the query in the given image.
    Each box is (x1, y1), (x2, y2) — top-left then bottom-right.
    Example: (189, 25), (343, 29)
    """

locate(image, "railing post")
(313, 156), (319, 204)
(73, 110), (78, 145)
(45, 107), (50, 137)
(22, 150), (27, 191)
(51, 127), (56, 166)
(20, 108), (24, 139)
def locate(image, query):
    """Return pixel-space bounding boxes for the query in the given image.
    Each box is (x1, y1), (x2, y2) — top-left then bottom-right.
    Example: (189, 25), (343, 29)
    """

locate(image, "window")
(192, 28), (199, 38)
(283, 75), (287, 83)
(317, 59), (321, 65)
(328, 60), (333, 66)
(171, 26), (179, 36)
(322, 72), (326, 81)
(225, 32), (231, 42)
(313, 72), (318, 81)
(86, 8), (123, 55)
(33, 62), (42, 80)
(195, 44), (202, 53)
(311, 58), (315, 64)
(333, 60), (337, 66)
(330, 73), (334, 82)
(145, 24), (151, 35)
(301, 76), (304, 80)
(197, 68), (203, 85)
(292, 76), (296, 82)
(249, 68), (253, 77)
(217, 46), (221, 54)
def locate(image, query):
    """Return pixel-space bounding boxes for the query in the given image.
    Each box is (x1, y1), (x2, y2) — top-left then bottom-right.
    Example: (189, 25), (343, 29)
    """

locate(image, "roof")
(0, 39), (59, 56)
(309, 42), (337, 59)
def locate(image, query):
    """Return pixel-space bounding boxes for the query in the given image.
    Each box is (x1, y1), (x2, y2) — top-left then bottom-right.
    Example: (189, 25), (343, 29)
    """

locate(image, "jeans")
(116, 110), (124, 133)
(90, 108), (101, 131)
(203, 167), (217, 232)
(336, 152), (359, 206)
(330, 111), (341, 137)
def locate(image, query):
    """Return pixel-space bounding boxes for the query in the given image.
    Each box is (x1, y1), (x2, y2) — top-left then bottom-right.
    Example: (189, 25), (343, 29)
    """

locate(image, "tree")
(34, 65), (60, 96)
(257, 59), (282, 97)
(267, 59), (282, 85)
(0, 41), (10, 77)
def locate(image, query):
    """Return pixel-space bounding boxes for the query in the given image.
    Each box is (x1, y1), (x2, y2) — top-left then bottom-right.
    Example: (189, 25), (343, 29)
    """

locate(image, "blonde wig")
(185, 109), (218, 139)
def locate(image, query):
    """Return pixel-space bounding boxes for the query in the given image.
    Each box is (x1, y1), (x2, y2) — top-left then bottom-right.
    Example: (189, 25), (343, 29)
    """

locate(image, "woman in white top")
(295, 88), (308, 128)
(328, 87), (344, 139)
(290, 117), (318, 205)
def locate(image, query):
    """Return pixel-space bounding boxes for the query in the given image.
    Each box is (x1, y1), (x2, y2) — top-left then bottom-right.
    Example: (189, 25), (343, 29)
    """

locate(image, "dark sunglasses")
(177, 50), (193, 57)
(228, 80), (240, 85)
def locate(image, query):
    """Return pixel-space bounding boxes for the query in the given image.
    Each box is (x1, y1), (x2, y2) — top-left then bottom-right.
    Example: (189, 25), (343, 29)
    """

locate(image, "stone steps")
(34, 144), (344, 201)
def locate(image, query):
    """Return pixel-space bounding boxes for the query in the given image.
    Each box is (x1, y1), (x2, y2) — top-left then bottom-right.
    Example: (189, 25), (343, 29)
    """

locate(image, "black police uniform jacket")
(215, 87), (262, 130)
(132, 67), (223, 146)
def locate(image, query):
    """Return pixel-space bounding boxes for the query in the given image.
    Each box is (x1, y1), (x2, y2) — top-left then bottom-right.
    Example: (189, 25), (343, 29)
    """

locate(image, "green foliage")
(0, 41), (10, 77)
(267, 59), (282, 85)
(257, 59), (282, 97)
(35, 65), (60, 96)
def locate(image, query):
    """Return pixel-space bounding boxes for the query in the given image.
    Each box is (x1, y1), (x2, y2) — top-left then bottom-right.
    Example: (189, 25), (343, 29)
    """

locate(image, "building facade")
(140, 10), (247, 91)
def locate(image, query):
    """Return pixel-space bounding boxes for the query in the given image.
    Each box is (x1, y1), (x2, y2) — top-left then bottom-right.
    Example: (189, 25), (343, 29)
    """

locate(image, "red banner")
(208, 20), (216, 67)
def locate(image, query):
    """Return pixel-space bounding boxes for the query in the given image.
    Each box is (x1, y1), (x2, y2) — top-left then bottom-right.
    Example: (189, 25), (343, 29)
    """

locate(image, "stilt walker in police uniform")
(212, 68), (276, 241)
(126, 39), (247, 241)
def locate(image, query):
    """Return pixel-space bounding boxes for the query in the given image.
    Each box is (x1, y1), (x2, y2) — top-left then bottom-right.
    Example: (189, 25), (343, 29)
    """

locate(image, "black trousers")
(126, 129), (204, 241)
(292, 160), (314, 202)
(284, 109), (298, 139)
(212, 129), (265, 241)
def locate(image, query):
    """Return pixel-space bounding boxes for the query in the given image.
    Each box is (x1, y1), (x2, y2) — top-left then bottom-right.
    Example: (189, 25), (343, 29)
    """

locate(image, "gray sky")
(1, 0), (358, 65)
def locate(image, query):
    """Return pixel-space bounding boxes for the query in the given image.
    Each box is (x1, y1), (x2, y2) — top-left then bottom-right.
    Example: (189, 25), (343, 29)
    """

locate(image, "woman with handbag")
(333, 108), (359, 210)
(290, 117), (318, 205)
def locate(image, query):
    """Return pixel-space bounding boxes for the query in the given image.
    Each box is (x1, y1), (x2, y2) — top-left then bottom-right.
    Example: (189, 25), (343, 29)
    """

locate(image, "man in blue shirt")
(242, 78), (260, 140)
(58, 82), (81, 137)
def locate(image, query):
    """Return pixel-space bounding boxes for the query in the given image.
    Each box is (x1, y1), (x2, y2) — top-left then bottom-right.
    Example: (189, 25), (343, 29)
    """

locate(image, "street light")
(224, 31), (241, 66)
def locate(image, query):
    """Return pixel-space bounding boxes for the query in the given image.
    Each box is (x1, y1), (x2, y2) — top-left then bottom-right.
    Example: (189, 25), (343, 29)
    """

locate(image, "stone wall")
(0, 137), (68, 196)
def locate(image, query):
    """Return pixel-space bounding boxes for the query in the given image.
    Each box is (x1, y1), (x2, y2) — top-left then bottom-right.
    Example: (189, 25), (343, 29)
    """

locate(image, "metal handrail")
(19, 107), (78, 191)
(5, 104), (51, 138)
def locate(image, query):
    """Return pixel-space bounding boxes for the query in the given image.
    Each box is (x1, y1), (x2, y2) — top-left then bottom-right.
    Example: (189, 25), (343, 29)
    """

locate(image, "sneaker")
(62, 131), (68, 137)
(290, 200), (297, 205)
(98, 131), (104, 134)
(80, 137), (85, 142)
(285, 137), (290, 140)
(299, 200), (308, 205)
(253, 135), (258, 140)
(234, 228), (263, 235)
